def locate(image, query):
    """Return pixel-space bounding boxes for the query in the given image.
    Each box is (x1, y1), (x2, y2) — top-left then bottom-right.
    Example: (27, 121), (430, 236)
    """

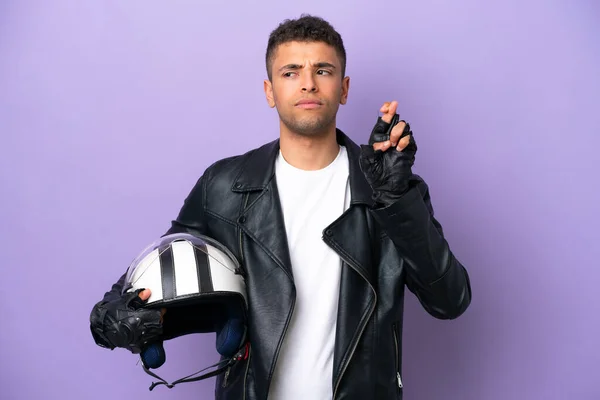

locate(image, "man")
(90, 14), (471, 400)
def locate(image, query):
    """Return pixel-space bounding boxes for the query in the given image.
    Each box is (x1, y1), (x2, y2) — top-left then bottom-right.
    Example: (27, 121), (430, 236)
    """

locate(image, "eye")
(317, 70), (332, 76)
(283, 71), (298, 78)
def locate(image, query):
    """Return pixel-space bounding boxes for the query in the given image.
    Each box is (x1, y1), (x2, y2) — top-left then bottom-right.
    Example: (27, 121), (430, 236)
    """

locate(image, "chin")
(290, 124), (332, 138)
(279, 110), (335, 137)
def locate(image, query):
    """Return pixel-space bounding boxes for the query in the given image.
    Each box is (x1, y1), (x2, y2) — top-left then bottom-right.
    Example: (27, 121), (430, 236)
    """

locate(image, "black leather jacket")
(101, 129), (471, 399)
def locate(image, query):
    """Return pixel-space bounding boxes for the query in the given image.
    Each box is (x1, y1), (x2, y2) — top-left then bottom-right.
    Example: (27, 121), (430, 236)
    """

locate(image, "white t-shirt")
(268, 145), (351, 399)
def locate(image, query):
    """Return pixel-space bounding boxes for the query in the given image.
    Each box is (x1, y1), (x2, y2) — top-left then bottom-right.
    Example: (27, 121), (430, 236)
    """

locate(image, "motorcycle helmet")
(121, 232), (249, 390)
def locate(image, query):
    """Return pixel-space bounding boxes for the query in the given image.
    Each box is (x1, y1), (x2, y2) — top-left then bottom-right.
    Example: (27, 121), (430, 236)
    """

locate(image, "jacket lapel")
(330, 129), (377, 286)
(231, 139), (294, 279)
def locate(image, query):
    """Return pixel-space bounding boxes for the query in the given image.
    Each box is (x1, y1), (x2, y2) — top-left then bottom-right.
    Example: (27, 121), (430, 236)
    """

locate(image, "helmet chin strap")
(141, 342), (250, 391)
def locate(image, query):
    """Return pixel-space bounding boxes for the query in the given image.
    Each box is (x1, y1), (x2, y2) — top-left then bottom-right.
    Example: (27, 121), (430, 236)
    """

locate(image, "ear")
(264, 79), (275, 108)
(340, 76), (350, 105)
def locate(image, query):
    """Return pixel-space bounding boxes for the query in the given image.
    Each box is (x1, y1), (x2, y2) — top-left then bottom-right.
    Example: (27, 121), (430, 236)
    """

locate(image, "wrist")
(372, 186), (409, 208)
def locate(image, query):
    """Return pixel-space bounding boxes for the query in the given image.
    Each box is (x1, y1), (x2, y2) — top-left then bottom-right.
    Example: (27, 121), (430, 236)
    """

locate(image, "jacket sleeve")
(98, 174), (210, 303)
(370, 174), (472, 320)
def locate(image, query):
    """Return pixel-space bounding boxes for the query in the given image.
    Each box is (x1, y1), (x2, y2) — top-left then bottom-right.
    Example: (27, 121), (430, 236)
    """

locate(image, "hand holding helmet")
(89, 287), (164, 354)
(90, 232), (249, 391)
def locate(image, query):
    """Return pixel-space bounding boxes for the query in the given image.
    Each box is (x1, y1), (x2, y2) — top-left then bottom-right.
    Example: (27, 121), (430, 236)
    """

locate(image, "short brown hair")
(265, 14), (347, 80)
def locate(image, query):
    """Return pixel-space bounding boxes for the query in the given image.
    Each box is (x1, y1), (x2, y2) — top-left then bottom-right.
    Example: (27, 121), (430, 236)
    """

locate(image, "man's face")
(264, 41), (350, 138)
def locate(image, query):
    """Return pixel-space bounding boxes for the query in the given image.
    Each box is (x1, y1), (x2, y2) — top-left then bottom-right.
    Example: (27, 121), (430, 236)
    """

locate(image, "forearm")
(371, 178), (472, 318)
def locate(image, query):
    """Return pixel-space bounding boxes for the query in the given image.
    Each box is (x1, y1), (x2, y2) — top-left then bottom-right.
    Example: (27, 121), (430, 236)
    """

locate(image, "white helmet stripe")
(171, 240), (201, 297)
(206, 245), (247, 302)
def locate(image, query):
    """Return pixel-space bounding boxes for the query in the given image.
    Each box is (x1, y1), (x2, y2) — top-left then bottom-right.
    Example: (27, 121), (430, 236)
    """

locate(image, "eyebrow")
(278, 62), (337, 72)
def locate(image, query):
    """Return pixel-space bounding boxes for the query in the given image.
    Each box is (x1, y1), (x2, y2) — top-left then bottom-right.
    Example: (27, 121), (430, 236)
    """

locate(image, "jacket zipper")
(222, 366), (230, 388)
(392, 323), (403, 390)
(242, 345), (251, 400)
(239, 193), (249, 270)
(222, 194), (250, 390)
(238, 188), (298, 398)
(331, 252), (377, 400)
(237, 193), (252, 399)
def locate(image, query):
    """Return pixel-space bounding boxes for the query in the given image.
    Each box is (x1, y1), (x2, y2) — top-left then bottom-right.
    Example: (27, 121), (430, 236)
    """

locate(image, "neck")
(279, 124), (340, 171)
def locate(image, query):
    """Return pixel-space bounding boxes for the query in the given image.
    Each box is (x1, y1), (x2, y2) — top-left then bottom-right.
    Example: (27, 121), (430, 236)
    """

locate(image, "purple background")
(1, 1), (598, 399)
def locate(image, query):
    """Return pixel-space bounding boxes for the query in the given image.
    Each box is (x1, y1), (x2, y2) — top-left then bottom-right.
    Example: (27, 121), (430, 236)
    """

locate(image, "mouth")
(295, 99), (323, 109)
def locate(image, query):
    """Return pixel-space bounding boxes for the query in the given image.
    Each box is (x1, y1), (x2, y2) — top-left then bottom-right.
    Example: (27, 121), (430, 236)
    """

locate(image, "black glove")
(359, 114), (418, 207)
(89, 288), (163, 354)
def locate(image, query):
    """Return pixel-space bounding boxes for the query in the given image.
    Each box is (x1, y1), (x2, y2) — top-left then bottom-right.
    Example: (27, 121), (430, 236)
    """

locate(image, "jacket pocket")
(392, 323), (403, 393)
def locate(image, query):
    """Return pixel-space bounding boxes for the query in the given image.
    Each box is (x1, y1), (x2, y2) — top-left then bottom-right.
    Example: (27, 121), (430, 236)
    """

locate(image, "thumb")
(138, 288), (152, 301)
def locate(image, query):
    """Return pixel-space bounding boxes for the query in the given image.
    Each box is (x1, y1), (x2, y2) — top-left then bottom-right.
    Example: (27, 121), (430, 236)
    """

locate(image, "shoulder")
(202, 144), (266, 187)
(175, 143), (271, 218)
(194, 139), (278, 199)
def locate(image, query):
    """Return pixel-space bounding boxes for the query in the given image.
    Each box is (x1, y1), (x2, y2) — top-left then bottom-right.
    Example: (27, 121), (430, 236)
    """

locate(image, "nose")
(301, 74), (318, 93)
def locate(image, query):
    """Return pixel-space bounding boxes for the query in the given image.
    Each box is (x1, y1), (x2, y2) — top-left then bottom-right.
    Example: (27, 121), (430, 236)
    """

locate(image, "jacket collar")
(231, 128), (375, 207)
